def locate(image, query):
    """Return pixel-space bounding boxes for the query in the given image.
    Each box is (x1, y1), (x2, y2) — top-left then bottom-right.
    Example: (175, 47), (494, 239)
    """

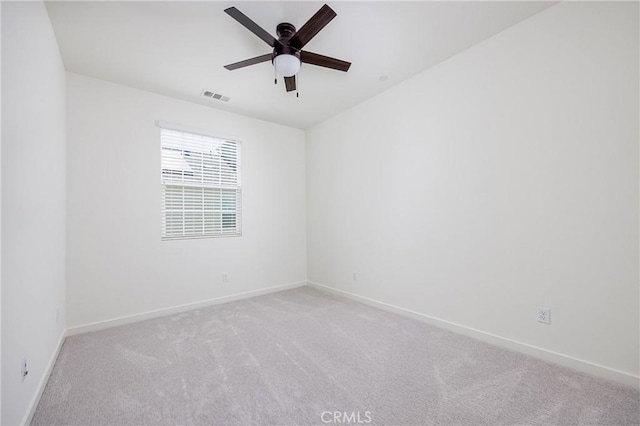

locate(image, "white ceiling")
(46, 1), (557, 129)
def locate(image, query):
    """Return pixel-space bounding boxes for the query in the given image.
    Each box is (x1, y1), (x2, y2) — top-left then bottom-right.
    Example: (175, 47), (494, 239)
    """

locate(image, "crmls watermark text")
(321, 411), (373, 424)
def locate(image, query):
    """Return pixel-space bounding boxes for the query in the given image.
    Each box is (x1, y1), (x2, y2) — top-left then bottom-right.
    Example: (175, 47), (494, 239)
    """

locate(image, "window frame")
(157, 121), (242, 241)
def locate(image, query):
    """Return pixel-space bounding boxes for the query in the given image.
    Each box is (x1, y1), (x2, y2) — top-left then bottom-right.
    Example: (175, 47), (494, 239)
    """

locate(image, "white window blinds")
(160, 127), (241, 239)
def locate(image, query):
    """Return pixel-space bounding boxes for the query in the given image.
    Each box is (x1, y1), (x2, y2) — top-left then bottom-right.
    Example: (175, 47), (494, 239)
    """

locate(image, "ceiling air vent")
(201, 90), (230, 102)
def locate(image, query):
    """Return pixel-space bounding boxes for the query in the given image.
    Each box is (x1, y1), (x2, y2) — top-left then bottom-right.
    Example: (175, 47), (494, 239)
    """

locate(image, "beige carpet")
(33, 287), (639, 425)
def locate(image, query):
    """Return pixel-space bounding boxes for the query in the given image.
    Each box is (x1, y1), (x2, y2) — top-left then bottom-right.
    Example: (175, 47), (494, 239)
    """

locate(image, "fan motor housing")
(276, 22), (296, 41)
(273, 23), (301, 63)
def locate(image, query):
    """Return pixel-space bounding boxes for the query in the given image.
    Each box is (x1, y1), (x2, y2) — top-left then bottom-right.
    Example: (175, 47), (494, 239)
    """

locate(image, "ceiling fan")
(223, 4), (351, 94)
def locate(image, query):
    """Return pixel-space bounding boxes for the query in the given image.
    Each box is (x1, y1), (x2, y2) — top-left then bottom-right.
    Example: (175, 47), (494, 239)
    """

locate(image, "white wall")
(66, 73), (306, 328)
(307, 1), (639, 381)
(1, 2), (67, 424)
(0, 2), (3, 422)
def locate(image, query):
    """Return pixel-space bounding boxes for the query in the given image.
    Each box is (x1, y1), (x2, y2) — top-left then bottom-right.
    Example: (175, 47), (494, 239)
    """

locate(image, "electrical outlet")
(537, 307), (551, 324)
(222, 273), (229, 283)
(352, 272), (357, 281)
(21, 358), (29, 382)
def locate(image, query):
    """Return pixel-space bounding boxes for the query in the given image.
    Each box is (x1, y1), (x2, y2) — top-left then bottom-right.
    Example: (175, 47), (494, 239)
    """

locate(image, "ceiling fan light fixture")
(274, 54), (301, 77)
(223, 5), (351, 93)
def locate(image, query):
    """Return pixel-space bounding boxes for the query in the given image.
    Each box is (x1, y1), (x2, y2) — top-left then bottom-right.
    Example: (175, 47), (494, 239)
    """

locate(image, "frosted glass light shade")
(274, 54), (301, 77)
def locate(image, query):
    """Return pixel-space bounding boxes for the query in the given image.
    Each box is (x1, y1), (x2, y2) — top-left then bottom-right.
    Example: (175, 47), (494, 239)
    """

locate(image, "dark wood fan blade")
(284, 75), (296, 92)
(288, 4), (336, 50)
(301, 51), (351, 72)
(225, 7), (281, 48)
(224, 53), (273, 70)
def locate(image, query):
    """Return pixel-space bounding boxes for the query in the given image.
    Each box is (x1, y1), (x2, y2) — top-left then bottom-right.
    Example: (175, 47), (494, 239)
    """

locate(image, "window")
(160, 125), (241, 240)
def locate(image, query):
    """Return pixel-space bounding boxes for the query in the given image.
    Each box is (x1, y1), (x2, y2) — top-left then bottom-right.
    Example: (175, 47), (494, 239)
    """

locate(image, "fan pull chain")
(274, 67), (277, 85)
(296, 73), (299, 98)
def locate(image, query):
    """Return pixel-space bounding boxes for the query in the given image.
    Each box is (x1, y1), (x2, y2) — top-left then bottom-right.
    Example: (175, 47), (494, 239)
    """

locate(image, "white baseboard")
(21, 329), (66, 426)
(66, 281), (307, 336)
(307, 281), (640, 389)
